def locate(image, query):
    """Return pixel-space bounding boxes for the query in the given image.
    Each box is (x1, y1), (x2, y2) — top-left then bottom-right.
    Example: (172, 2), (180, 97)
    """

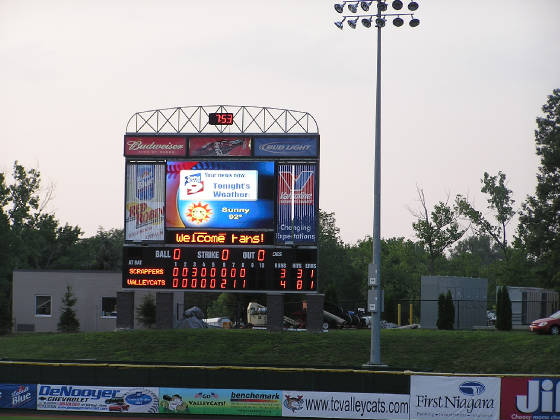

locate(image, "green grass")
(0, 328), (557, 374)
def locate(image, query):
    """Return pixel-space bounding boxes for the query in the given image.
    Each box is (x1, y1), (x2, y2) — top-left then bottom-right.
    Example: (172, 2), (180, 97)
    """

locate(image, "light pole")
(334, 0), (420, 366)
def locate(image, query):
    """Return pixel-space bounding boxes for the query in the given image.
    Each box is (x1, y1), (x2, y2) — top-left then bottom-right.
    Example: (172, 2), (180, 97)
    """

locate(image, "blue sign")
(0, 384), (36, 409)
(276, 164), (317, 244)
(254, 137), (318, 157)
(167, 161), (275, 229)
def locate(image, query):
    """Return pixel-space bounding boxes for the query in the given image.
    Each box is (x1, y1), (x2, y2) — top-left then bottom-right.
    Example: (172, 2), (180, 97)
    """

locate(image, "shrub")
(437, 290), (455, 330)
(57, 285), (80, 333)
(136, 294), (156, 328)
(496, 286), (512, 331)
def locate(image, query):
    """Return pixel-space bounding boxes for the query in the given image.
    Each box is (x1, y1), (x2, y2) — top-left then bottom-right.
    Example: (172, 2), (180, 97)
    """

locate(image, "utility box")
(505, 286), (559, 325)
(421, 276), (487, 329)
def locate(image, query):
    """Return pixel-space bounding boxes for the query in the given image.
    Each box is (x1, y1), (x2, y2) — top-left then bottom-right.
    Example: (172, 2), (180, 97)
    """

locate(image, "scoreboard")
(123, 109), (319, 293)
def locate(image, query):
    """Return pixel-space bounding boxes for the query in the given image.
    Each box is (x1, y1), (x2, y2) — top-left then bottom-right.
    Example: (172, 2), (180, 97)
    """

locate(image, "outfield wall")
(0, 361), (559, 419)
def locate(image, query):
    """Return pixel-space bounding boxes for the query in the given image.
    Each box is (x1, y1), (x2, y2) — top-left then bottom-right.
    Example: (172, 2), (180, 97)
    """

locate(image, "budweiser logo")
(127, 140), (184, 150)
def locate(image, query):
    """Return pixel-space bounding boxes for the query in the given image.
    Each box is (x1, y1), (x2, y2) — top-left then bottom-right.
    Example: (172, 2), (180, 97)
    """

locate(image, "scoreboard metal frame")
(122, 105), (320, 293)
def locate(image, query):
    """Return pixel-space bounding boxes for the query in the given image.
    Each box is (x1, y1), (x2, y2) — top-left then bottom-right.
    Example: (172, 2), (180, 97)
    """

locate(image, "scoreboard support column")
(306, 293), (325, 332)
(266, 294), (284, 332)
(156, 292), (174, 329)
(116, 292), (135, 330)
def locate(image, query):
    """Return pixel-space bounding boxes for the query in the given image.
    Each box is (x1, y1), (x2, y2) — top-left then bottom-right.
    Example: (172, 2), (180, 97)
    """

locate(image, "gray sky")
(1, 0), (559, 244)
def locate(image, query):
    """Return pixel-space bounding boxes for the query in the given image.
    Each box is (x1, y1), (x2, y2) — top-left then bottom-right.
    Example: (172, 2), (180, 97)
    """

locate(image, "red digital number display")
(208, 113), (234, 125)
(123, 246), (317, 292)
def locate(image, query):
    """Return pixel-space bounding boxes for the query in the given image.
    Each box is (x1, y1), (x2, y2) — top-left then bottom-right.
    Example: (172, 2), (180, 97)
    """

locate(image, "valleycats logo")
(283, 394), (304, 412)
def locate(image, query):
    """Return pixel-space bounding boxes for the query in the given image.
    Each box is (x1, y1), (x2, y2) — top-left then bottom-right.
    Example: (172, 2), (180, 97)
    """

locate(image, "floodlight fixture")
(331, 0), (421, 370)
(360, 1), (371, 11)
(392, 16), (404, 27)
(392, 0), (403, 10)
(362, 16), (373, 27)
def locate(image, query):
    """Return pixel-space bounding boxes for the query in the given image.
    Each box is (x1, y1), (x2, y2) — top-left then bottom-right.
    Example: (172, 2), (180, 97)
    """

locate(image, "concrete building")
(505, 286), (559, 326)
(12, 270), (180, 333)
(12, 270), (324, 332)
(420, 275), (488, 330)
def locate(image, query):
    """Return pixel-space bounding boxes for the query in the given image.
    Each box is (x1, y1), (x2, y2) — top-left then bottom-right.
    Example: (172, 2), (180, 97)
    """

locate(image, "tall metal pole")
(369, 9), (382, 366)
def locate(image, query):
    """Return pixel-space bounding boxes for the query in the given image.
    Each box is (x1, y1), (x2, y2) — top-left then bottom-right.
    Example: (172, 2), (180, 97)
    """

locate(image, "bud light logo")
(260, 143), (311, 153)
(459, 381), (486, 396)
(254, 137), (317, 157)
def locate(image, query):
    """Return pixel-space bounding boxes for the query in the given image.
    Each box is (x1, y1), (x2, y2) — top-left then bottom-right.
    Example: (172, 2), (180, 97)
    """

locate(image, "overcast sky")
(1, 0), (559, 244)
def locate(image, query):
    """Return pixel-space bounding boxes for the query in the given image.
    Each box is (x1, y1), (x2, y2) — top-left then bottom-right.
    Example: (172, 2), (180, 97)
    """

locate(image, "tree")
(436, 290), (454, 330)
(518, 89), (560, 290)
(70, 228), (123, 270)
(346, 236), (427, 323)
(411, 187), (466, 273)
(57, 285), (80, 333)
(0, 162), (82, 334)
(446, 290), (455, 330)
(436, 293), (446, 330)
(496, 286), (512, 331)
(456, 171), (516, 261)
(318, 211), (362, 304)
(136, 294), (156, 328)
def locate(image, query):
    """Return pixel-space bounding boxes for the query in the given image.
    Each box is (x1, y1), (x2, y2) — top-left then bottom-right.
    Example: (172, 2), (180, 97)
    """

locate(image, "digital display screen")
(165, 230), (273, 245)
(166, 161), (274, 229)
(123, 133), (320, 294)
(276, 163), (317, 244)
(123, 246), (317, 292)
(189, 137), (250, 157)
(208, 113), (234, 125)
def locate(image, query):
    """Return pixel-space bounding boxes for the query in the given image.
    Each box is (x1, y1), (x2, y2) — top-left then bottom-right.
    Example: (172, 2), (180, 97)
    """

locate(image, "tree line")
(318, 89), (560, 320)
(0, 89), (558, 332)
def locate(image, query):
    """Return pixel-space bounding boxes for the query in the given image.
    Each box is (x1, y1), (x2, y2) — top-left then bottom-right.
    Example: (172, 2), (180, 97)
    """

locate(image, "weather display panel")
(166, 161), (274, 229)
(124, 246), (317, 292)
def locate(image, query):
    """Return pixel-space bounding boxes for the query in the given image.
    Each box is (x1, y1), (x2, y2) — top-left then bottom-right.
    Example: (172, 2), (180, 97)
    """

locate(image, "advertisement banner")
(276, 163), (317, 244)
(189, 137), (251, 156)
(125, 163), (165, 241)
(124, 136), (186, 157)
(254, 136), (318, 157)
(37, 385), (158, 413)
(166, 161), (274, 229)
(0, 384), (36, 409)
(281, 390), (409, 420)
(159, 388), (281, 417)
(410, 375), (500, 420)
(501, 377), (560, 420)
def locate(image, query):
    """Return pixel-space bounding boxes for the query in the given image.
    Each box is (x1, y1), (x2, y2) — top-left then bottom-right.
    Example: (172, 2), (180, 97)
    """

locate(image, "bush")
(496, 286), (512, 331)
(136, 294), (156, 328)
(57, 285), (80, 333)
(446, 289), (455, 330)
(437, 290), (455, 330)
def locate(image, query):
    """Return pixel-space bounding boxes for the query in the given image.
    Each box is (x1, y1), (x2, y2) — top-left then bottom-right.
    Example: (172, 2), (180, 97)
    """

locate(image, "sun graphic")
(186, 202), (212, 224)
